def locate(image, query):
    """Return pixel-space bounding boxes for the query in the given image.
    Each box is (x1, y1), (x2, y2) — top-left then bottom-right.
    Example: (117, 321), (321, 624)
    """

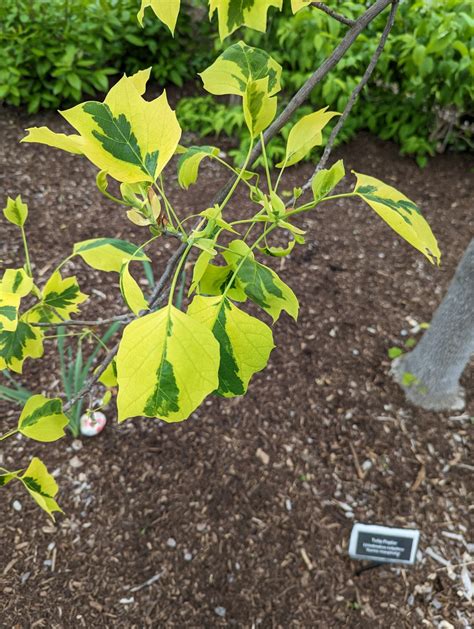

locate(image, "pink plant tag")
(80, 411), (106, 437)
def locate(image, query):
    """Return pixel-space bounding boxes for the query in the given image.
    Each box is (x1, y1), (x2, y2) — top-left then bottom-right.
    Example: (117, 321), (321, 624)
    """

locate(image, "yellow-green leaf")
(20, 457), (63, 520)
(3, 195), (28, 227)
(311, 159), (345, 202)
(189, 250), (215, 296)
(26, 271), (88, 324)
(243, 77), (277, 138)
(98, 359), (118, 388)
(116, 306), (219, 422)
(73, 238), (150, 273)
(277, 108), (339, 168)
(177, 145), (219, 189)
(22, 69), (181, 184)
(353, 172), (441, 264)
(223, 240), (299, 321)
(199, 205), (238, 235)
(200, 41), (281, 97)
(20, 127), (84, 154)
(138, 0), (181, 33)
(17, 394), (68, 442)
(119, 261), (149, 315)
(0, 321), (44, 373)
(188, 295), (274, 397)
(258, 239), (296, 257)
(96, 170), (127, 205)
(209, 0), (282, 39)
(291, 0), (311, 12)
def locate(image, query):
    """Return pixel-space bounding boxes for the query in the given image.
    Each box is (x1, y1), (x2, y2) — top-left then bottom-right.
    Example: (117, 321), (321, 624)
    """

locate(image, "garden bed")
(0, 105), (473, 627)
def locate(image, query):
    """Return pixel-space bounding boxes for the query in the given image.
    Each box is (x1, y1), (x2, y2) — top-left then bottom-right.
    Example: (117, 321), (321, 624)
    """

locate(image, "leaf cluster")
(176, 0), (473, 166)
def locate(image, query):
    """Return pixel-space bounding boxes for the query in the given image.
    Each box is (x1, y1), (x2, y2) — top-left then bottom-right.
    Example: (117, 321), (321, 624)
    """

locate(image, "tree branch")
(304, 0), (399, 189)
(311, 2), (355, 27)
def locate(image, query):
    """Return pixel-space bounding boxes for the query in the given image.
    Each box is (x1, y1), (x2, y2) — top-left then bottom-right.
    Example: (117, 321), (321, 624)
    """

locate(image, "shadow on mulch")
(0, 104), (473, 627)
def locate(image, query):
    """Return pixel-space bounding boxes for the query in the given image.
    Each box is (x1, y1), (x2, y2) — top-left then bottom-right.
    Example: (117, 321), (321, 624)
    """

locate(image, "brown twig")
(148, 241), (188, 307)
(349, 441), (366, 480)
(311, 2), (355, 27)
(31, 313), (132, 328)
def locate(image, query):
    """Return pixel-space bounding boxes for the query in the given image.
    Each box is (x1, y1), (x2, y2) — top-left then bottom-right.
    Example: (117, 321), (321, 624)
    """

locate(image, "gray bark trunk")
(392, 239), (474, 411)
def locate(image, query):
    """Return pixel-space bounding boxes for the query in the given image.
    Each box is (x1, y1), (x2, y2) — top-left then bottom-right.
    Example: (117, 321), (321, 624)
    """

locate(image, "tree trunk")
(392, 239), (474, 411)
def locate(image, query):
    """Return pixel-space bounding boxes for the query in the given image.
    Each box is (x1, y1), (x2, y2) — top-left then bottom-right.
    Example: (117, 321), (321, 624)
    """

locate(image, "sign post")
(349, 523), (420, 567)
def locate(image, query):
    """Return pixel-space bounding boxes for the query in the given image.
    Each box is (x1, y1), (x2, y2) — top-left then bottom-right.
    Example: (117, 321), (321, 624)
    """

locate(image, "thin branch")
(149, 241), (188, 307)
(213, 0), (393, 204)
(311, 2), (355, 27)
(63, 341), (119, 413)
(31, 313), (132, 328)
(306, 0), (399, 185)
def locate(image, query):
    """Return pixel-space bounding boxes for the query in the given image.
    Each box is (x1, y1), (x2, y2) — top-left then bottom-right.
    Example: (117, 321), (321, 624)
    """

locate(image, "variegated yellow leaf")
(200, 41), (281, 97)
(20, 458), (63, 520)
(3, 195), (28, 227)
(73, 238), (150, 273)
(25, 271), (88, 324)
(17, 395), (68, 442)
(188, 295), (274, 397)
(243, 77), (277, 138)
(177, 145), (219, 189)
(0, 321), (43, 373)
(116, 306), (219, 423)
(353, 172), (441, 264)
(22, 69), (181, 184)
(0, 291), (20, 332)
(198, 262), (247, 302)
(0, 470), (18, 487)
(0, 268), (33, 298)
(209, 0), (282, 39)
(223, 240), (299, 321)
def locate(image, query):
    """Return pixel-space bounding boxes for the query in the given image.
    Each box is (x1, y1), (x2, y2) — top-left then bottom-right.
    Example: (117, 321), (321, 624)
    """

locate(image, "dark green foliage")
(0, 0), (215, 113)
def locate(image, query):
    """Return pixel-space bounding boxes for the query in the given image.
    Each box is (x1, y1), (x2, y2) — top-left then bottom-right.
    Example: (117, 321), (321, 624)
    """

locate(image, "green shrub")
(177, 0), (473, 165)
(0, 0), (214, 113)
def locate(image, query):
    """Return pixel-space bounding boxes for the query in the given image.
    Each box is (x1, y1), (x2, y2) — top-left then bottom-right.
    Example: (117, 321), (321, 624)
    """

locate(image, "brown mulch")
(0, 104), (473, 628)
